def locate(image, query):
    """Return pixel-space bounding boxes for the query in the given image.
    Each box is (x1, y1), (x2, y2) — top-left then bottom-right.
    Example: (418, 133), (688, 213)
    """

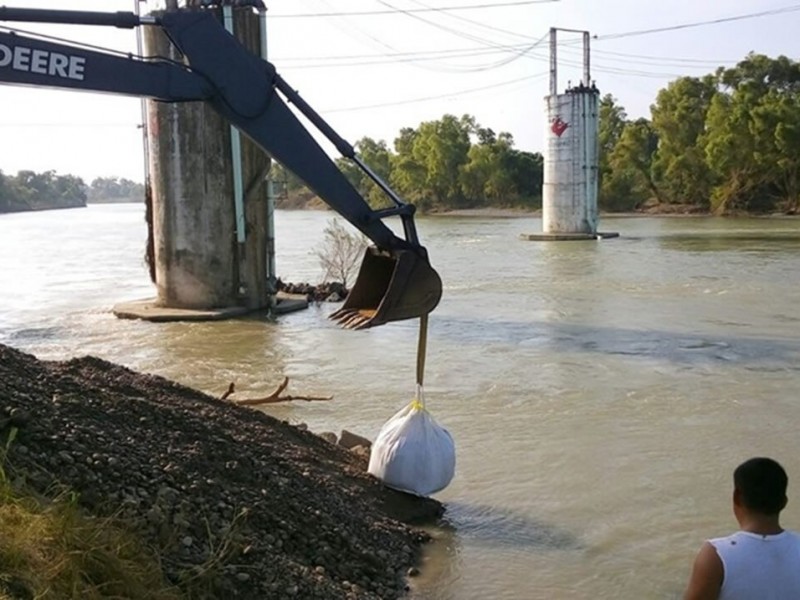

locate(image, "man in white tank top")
(683, 457), (800, 599)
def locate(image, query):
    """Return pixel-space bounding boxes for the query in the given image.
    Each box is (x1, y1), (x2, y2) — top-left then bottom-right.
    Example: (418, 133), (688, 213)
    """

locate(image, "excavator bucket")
(329, 247), (442, 329)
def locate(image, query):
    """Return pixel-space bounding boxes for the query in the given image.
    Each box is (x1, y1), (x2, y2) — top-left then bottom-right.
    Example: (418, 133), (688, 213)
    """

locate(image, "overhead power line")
(323, 71), (547, 113)
(588, 48), (735, 66)
(597, 4), (800, 40)
(272, 2), (797, 71)
(270, 0), (558, 18)
(401, 0), (533, 41)
(356, 0), (547, 71)
(271, 2), (800, 85)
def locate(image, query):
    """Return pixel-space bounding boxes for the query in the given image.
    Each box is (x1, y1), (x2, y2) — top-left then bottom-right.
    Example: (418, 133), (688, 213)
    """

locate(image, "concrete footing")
(113, 292), (309, 323)
(519, 231), (619, 241)
(272, 293), (310, 315)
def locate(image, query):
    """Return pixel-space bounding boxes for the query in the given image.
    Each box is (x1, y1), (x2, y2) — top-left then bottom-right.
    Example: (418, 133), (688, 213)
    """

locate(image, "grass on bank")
(0, 428), (183, 600)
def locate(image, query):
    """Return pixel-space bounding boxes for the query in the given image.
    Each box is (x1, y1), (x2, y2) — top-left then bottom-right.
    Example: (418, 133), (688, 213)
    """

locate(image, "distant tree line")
(0, 172), (144, 213)
(599, 53), (800, 214)
(0, 170), (86, 212)
(272, 113), (544, 212)
(85, 177), (145, 204)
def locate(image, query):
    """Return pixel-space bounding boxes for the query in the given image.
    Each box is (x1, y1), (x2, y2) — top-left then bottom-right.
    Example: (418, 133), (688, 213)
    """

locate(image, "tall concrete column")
(520, 27), (617, 242)
(143, 7), (269, 311)
(542, 88), (599, 235)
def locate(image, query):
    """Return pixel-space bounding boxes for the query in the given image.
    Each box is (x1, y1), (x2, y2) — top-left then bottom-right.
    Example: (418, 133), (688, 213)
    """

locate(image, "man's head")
(733, 457), (788, 516)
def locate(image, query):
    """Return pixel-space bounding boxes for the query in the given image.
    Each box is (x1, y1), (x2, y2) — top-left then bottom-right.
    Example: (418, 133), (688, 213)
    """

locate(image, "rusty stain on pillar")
(143, 7), (268, 311)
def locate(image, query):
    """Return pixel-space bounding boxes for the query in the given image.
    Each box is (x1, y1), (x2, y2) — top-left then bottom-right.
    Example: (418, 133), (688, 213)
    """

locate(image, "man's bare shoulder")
(683, 541), (723, 600)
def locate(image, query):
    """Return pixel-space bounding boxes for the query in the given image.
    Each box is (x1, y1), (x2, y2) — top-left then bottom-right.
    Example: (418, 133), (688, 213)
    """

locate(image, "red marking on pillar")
(551, 116), (568, 137)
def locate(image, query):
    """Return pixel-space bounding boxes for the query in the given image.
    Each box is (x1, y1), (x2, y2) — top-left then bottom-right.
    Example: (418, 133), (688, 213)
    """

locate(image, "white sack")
(367, 387), (455, 496)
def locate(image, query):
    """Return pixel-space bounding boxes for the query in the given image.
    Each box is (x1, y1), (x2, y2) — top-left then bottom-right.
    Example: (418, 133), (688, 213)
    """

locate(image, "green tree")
(459, 130), (542, 207)
(88, 177), (144, 203)
(705, 54), (800, 213)
(507, 150), (544, 208)
(55, 174), (88, 204)
(754, 91), (800, 212)
(0, 170), (86, 211)
(410, 114), (472, 208)
(355, 137), (393, 208)
(602, 118), (661, 211)
(460, 142), (494, 203)
(0, 170), (25, 212)
(390, 127), (427, 207)
(460, 132), (517, 205)
(597, 94), (627, 207)
(650, 75), (717, 206)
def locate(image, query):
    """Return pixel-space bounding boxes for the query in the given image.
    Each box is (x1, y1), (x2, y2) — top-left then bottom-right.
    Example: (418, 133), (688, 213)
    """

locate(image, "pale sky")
(0, 0), (797, 183)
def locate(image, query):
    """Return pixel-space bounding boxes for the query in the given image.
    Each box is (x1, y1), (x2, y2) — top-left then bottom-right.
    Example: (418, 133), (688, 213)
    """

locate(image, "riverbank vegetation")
(0, 173), (143, 213)
(0, 470), (181, 599)
(274, 52), (799, 216)
(85, 177), (145, 204)
(599, 53), (800, 215)
(273, 114), (544, 213)
(0, 170), (86, 213)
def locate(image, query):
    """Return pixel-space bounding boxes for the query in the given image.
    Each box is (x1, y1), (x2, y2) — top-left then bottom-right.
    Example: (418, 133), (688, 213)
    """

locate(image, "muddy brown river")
(2, 205), (800, 599)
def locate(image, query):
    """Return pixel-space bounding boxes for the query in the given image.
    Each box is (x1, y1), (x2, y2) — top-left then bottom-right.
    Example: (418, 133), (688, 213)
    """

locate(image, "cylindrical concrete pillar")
(542, 88), (599, 235)
(143, 7), (268, 310)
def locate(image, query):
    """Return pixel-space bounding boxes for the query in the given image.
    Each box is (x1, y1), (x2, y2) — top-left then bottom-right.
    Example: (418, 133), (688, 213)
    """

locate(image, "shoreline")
(426, 207), (800, 219)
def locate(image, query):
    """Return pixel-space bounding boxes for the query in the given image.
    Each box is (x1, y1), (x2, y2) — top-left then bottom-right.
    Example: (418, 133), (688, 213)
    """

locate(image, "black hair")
(734, 457), (788, 515)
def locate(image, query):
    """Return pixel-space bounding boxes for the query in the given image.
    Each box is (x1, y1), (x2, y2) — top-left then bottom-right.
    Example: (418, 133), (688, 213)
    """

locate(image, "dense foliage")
(274, 53), (800, 215)
(599, 53), (800, 214)
(273, 113), (544, 212)
(0, 170), (86, 213)
(86, 176), (145, 203)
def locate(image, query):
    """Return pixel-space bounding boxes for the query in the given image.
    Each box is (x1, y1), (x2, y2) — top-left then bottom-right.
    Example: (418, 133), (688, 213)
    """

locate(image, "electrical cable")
(278, 45), (530, 66)
(270, 3), (792, 74)
(362, 0), (550, 71)
(322, 71), (547, 113)
(403, 0), (535, 42)
(279, 0), (535, 72)
(597, 4), (800, 40)
(590, 48), (735, 66)
(270, 0), (559, 19)
(316, 0), (402, 56)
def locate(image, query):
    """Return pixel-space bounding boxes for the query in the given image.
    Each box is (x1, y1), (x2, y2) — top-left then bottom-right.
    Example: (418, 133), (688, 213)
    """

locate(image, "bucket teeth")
(329, 308), (357, 323)
(329, 308), (375, 329)
(342, 313), (371, 329)
(351, 317), (373, 330)
(328, 309), (364, 328)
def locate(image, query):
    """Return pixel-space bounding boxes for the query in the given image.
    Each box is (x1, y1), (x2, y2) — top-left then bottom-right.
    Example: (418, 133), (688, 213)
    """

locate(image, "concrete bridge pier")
(521, 28), (618, 242)
(114, 6), (285, 321)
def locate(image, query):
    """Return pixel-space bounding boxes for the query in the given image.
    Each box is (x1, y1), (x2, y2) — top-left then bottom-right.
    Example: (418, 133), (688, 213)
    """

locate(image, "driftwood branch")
(220, 377), (332, 406)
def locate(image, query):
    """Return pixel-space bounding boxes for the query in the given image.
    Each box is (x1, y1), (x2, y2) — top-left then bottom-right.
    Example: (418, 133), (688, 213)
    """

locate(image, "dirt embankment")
(0, 344), (443, 599)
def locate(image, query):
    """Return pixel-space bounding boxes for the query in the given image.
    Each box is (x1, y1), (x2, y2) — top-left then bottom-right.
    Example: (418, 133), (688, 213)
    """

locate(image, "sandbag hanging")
(367, 385), (455, 496)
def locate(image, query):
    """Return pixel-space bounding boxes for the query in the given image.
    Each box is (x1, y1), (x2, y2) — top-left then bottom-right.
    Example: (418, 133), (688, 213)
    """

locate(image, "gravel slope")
(0, 344), (443, 599)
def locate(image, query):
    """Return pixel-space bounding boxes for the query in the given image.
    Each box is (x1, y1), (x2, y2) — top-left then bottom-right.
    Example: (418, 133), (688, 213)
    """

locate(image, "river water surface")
(2, 205), (800, 599)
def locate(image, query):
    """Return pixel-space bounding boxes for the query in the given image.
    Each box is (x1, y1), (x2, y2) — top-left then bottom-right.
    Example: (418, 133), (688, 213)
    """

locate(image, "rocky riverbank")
(0, 344), (443, 599)
(278, 279), (348, 303)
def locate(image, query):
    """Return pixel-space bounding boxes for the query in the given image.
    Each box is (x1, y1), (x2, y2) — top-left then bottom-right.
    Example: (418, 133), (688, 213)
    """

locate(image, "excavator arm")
(0, 6), (442, 328)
